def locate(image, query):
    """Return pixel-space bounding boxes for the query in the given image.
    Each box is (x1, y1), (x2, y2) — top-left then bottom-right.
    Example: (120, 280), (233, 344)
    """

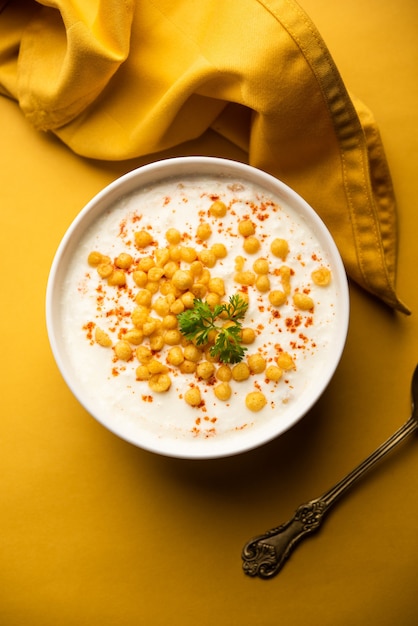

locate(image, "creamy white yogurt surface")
(60, 173), (342, 445)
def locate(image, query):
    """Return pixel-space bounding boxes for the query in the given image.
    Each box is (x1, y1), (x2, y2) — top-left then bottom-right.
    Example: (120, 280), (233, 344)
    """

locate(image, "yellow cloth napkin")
(0, 0), (409, 313)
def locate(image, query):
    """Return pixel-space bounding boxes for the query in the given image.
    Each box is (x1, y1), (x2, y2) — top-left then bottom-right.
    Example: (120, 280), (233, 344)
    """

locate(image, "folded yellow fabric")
(0, 0), (409, 313)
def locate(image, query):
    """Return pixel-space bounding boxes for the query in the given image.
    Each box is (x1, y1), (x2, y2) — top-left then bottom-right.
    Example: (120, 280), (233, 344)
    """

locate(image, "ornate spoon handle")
(242, 405), (418, 579)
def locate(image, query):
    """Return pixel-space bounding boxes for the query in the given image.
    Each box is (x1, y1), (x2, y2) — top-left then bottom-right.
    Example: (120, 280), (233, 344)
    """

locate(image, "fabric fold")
(0, 0), (409, 313)
(18, 0), (135, 129)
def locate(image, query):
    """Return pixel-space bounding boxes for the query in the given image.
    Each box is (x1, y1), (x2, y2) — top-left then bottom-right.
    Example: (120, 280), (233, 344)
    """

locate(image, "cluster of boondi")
(85, 199), (331, 412)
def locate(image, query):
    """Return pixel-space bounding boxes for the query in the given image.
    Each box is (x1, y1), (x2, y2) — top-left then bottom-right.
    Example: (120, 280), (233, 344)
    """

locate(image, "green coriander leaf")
(176, 294), (248, 363)
(210, 326), (247, 363)
(223, 293), (248, 321)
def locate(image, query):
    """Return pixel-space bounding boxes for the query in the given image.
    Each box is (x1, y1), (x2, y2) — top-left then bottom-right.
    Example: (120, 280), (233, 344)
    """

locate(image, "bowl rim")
(46, 156), (350, 459)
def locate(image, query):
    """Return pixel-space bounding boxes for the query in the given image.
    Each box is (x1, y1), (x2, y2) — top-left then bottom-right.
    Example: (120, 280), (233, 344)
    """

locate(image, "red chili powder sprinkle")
(118, 220), (126, 237)
(83, 321), (95, 342)
(285, 315), (302, 333)
(105, 305), (131, 325)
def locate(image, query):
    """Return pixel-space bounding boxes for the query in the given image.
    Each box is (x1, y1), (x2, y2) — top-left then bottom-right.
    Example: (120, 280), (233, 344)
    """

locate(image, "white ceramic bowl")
(46, 157), (349, 459)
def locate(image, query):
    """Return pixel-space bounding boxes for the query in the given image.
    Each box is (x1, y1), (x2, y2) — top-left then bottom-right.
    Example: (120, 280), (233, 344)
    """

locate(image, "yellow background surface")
(1, 1), (417, 624)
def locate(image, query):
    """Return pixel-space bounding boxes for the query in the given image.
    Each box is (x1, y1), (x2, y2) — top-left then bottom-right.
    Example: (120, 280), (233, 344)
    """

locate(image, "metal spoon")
(242, 363), (418, 579)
